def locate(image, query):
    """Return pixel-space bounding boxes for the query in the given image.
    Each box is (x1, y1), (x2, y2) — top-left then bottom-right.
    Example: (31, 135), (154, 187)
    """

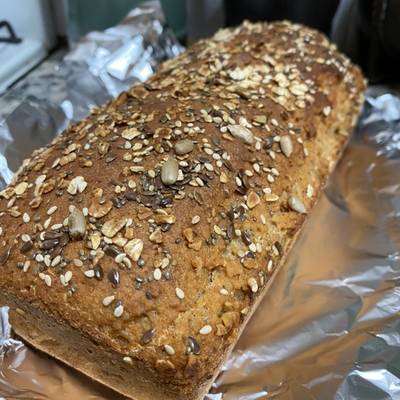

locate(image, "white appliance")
(0, 0), (56, 93)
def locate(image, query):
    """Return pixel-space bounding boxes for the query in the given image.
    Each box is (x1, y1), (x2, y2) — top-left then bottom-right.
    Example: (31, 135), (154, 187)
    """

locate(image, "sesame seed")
(44, 274), (52, 287)
(307, 184), (314, 198)
(21, 234), (31, 242)
(22, 261), (30, 272)
(73, 258), (83, 267)
(248, 277), (258, 293)
(35, 253), (44, 263)
(22, 213), (30, 223)
(214, 225), (224, 236)
(123, 356), (133, 365)
(323, 106), (331, 116)
(267, 260), (274, 274)
(220, 288), (229, 295)
(51, 223), (63, 231)
(82, 207), (89, 216)
(102, 295), (115, 306)
(164, 344), (175, 355)
(267, 174), (274, 183)
(114, 304), (124, 317)
(51, 255), (61, 267)
(175, 287), (185, 299)
(204, 162), (214, 171)
(64, 270), (73, 283)
(153, 268), (162, 281)
(84, 269), (95, 278)
(43, 217), (52, 229)
(191, 215), (200, 225)
(199, 325), (212, 335)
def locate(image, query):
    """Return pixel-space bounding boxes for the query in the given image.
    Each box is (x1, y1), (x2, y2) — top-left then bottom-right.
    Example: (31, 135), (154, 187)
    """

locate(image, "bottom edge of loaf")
(0, 293), (208, 400)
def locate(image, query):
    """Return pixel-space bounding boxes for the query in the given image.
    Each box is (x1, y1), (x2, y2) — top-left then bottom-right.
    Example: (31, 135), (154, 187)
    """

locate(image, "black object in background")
(332, 0), (400, 84)
(225, 0), (340, 36)
(224, 0), (400, 84)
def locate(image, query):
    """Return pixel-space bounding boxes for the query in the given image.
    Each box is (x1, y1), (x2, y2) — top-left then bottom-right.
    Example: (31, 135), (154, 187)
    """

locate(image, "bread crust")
(0, 21), (365, 399)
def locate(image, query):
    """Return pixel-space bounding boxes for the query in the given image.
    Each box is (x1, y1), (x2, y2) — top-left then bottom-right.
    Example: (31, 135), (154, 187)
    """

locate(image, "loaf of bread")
(0, 21), (364, 400)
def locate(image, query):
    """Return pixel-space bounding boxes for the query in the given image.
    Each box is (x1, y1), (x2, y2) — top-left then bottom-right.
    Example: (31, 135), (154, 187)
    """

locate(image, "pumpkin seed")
(174, 139), (194, 155)
(68, 207), (86, 240)
(279, 135), (293, 157)
(161, 157), (179, 185)
(227, 125), (253, 144)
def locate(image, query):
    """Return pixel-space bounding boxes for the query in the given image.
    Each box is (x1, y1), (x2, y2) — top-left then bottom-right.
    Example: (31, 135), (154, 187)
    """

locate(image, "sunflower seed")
(187, 336), (200, 354)
(141, 328), (156, 344)
(108, 269), (120, 287)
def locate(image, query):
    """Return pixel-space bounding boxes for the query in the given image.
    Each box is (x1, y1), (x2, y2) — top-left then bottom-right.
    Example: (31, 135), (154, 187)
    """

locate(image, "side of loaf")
(0, 21), (365, 400)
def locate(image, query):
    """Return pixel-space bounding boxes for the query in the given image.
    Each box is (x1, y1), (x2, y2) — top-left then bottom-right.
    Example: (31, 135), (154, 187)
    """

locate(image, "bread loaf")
(0, 21), (365, 400)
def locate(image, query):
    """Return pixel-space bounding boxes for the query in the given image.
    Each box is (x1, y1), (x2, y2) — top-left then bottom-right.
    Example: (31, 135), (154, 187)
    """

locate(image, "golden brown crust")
(0, 21), (365, 399)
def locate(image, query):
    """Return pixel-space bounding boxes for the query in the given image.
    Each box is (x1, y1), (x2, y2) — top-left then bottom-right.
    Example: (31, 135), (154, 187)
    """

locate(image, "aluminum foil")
(0, 0), (183, 190)
(0, 9), (400, 399)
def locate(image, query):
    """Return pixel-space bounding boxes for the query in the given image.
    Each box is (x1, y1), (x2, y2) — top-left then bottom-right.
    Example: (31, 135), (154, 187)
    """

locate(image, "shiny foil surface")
(0, 0), (183, 190)
(0, 5), (400, 398)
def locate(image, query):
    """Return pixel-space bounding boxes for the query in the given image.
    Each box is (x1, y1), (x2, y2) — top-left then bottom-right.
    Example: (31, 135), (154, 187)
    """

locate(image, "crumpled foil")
(0, 0), (183, 190)
(0, 7), (400, 400)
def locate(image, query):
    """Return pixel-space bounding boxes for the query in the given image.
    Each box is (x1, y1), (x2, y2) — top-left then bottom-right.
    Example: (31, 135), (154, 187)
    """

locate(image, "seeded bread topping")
(0, 21), (365, 400)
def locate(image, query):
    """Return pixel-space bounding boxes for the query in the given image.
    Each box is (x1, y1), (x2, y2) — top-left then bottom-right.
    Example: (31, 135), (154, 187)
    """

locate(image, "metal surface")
(0, 4), (399, 398)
